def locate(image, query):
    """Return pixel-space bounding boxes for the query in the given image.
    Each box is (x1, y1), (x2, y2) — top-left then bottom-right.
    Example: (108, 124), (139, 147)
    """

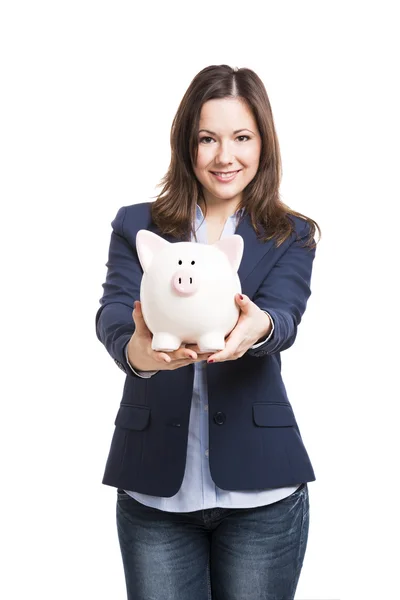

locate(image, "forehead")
(199, 98), (256, 131)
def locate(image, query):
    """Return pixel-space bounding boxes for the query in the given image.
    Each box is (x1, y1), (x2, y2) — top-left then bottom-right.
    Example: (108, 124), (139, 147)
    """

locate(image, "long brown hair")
(151, 64), (321, 248)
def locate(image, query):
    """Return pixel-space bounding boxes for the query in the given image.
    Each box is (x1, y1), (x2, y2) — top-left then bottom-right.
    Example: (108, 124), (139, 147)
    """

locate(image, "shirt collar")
(195, 203), (245, 222)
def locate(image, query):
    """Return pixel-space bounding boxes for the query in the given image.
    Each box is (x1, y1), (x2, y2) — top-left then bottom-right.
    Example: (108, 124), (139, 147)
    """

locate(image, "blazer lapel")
(235, 212), (275, 284)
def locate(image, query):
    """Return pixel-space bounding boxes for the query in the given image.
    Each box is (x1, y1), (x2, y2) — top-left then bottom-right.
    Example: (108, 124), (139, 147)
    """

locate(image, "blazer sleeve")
(95, 206), (144, 377)
(246, 221), (316, 358)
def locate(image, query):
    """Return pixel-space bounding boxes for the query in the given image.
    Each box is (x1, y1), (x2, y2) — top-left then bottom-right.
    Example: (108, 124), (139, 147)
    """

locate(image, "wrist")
(124, 342), (159, 377)
(256, 311), (272, 344)
(127, 337), (150, 371)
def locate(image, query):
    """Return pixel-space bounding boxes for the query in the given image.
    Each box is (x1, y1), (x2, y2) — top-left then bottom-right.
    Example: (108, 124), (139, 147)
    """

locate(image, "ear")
(136, 230), (170, 272)
(212, 234), (244, 272)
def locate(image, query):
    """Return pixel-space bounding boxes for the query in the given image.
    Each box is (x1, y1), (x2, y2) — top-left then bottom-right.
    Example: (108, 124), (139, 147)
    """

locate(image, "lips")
(211, 170), (240, 175)
(210, 170), (241, 182)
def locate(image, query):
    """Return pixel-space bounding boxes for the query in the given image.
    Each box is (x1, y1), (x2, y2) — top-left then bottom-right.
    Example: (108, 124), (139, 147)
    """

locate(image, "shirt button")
(204, 404), (208, 411)
(205, 449), (209, 457)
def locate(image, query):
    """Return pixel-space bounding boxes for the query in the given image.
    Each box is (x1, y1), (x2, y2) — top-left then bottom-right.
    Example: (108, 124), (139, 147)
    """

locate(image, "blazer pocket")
(253, 403), (296, 427)
(114, 404), (151, 431)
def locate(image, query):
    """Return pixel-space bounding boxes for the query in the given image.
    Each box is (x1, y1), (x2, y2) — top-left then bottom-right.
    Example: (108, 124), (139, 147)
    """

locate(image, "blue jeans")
(116, 482), (310, 600)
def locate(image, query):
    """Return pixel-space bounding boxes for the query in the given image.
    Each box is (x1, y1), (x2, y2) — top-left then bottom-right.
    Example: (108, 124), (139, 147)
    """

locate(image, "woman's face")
(193, 97), (262, 211)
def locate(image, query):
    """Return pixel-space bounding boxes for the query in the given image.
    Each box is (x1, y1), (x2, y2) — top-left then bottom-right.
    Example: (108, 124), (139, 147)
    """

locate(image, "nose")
(172, 268), (198, 296)
(215, 140), (234, 164)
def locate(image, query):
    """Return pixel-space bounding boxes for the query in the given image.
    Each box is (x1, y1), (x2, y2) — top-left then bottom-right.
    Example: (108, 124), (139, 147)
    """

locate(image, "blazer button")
(213, 411), (226, 425)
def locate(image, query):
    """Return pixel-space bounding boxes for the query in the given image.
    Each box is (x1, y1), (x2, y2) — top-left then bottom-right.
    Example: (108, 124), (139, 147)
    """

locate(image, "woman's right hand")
(126, 301), (212, 371)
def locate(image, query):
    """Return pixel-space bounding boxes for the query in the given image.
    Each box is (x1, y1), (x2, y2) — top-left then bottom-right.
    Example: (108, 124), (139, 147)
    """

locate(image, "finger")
(170, 355), (210, 369)
(133, 301), (155, 340)
(153, 351), (172, 364)
(182, 345), (205, 357)
(185, 343), (216, 357)
(184, 343), (201, 353)
(235, 293), (251, 312)
(156, 348), (197, 362)
(162, 356), (196, 369)
(207, 338), (238, 363)
(132, 300), (145, 328)
(172, 345), (199, 360)
(177, 348), (198, 360)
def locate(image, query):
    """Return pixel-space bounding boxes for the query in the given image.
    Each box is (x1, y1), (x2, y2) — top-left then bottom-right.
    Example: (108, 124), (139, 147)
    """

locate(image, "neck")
(198, 198), (241, 222)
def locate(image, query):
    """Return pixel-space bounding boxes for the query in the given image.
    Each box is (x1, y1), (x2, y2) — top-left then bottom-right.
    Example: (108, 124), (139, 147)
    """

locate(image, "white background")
(1, 1), (398, 599)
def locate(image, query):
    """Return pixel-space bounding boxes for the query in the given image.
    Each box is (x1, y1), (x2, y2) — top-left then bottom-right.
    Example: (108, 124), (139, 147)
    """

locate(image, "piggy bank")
(135, 230), (244, 352)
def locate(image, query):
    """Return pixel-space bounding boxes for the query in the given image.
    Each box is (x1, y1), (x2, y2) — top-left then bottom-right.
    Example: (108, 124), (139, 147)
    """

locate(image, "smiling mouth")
(210, 170), (241, 181)
(210, 170), (241, 175)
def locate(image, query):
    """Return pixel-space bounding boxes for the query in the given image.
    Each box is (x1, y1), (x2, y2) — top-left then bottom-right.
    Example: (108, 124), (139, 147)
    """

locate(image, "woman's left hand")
(185, 294), (272, 364)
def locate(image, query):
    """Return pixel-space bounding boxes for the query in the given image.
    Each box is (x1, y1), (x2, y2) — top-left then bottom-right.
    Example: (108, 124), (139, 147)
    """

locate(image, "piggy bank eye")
(178, 260), (182, 265)
(191, 261), (195, 265)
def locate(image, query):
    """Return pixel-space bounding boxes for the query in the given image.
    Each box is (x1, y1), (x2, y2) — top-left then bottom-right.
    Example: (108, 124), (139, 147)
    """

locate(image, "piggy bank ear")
(136, 230), (170, 272)
(213, 234), (244, 272)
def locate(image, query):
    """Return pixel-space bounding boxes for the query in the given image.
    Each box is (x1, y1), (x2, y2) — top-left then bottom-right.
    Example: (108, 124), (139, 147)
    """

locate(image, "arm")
(95, 206), (146, 378)
(246, 222), (316, 357)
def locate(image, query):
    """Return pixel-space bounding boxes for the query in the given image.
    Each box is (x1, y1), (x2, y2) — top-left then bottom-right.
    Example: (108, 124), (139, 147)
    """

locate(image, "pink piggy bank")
(136, 230), (244, 352)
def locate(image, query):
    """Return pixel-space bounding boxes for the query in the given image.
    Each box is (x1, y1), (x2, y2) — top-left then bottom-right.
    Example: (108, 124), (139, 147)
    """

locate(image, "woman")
(96, 64), (321, 600)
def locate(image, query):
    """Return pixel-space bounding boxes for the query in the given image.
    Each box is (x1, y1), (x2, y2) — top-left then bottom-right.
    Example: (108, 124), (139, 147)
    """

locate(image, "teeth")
(213, 171), (237, 177)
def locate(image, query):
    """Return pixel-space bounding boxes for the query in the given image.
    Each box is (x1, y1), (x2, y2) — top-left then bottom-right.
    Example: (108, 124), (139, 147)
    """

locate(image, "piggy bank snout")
(172, 268), (199, 296)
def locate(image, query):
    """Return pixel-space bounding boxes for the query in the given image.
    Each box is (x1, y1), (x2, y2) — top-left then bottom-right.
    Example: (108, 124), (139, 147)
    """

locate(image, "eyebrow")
(198, 128), (255, 135)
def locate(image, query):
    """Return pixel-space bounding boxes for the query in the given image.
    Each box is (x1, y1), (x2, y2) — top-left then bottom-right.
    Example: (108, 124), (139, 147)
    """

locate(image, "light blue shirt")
(123, 204), (301, 512)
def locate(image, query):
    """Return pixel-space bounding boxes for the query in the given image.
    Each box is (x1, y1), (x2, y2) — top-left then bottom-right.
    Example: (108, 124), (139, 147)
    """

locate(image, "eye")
(178, 260), (182, 265)
(199, 136), (214, 144)
(199, 135), (250, 144)
(191, 260), (195, 265)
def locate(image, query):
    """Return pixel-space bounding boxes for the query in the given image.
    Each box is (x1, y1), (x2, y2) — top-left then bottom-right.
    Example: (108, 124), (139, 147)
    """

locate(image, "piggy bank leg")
(152, 333), (182, 352)
(197, 333), (226, 353)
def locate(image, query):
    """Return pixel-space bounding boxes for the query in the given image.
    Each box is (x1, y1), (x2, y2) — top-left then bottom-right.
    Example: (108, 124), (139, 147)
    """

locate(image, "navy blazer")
(96, 202), (317, 496)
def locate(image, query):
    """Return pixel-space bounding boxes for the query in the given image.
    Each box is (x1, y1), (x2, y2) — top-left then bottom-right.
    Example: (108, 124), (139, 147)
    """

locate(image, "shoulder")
(111, 202), (153, 236)
(287, 214), (311, 236)
(283, 214), (313, 248)
(124, 201), (153, 230)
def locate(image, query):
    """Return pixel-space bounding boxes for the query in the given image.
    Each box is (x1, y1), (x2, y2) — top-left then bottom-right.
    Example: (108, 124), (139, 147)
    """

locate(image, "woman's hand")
(186, 294), (272, 364)
(127, 301), (213, 371)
